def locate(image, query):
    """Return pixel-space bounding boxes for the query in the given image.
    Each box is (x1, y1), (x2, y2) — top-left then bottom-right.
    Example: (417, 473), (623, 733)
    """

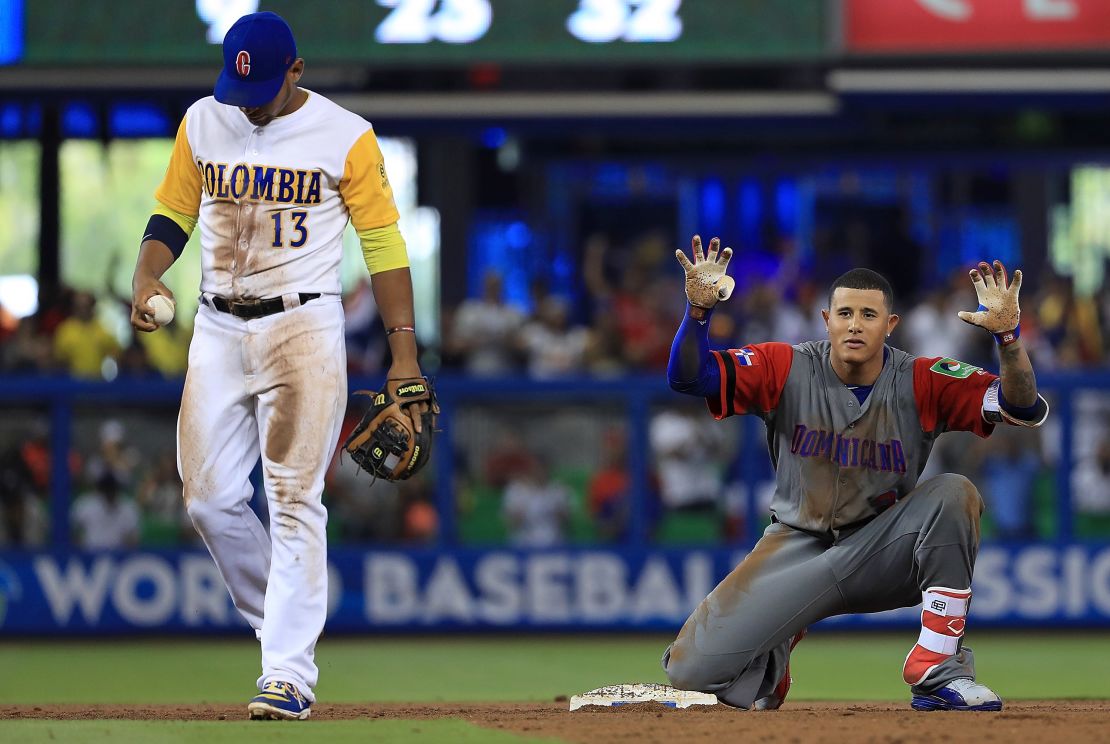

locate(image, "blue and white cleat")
(911, 678), (1002, 712)
(248, 681), (312, 720)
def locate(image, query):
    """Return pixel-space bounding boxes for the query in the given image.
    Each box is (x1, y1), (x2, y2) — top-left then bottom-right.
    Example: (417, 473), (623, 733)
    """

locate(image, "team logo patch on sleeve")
(733, 348), (758, 367)
(929, 358), (983, 379)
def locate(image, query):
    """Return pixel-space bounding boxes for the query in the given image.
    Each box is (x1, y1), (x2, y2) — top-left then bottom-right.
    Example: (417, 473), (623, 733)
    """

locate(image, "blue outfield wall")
(2, 374), (1110, 634)
(1, 544), (1109, 634)
(3, 372), (1110, 548)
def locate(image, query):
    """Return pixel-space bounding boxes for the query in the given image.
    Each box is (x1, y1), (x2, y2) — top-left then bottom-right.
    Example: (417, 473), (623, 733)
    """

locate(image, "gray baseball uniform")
(663, 340), (999, 707)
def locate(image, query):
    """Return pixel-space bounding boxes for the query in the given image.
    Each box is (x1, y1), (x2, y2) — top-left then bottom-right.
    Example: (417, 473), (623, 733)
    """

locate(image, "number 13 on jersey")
(271, 210), (308, 249)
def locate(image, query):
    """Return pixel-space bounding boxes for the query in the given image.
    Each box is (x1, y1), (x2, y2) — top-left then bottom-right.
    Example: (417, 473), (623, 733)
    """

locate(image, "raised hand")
(957, 260), (1022, 335)
(675, 235), (735, 310)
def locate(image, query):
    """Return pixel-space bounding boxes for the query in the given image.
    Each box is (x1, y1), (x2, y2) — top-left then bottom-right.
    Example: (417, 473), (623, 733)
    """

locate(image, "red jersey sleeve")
(707, 342), (794, 420)
(913, 357), (997, 438)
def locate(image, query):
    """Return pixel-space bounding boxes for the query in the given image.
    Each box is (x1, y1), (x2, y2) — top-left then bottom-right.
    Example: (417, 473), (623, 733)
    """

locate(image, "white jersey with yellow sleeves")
(155, 90), (401, 300)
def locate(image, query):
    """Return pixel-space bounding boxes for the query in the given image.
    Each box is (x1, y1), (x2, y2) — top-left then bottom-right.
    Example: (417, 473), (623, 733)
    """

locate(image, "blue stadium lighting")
(0, 0), (23, 66)
(0, 102), (22, 136)
(62, 102), (98, 138)
(505, 220), (531, 248)
(738, 178), (761, 247)
(109, 103), (171, 138)
(959, 215), (1019, 270)
(551, 256), (571, 289)
(23, 101), (39, 134)
(481, 126), (507, 148)
(596, 163), (628, 196)
(699, 178), (725, 234)
(775, 179), (798, 234)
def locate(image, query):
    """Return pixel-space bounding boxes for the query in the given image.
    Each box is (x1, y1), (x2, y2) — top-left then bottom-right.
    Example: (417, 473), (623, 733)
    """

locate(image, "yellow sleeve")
(358, 222), (410, 275)
(153, 114), (202, 217)
(339, 129), (401, 231)
(152, 201), (198, 236)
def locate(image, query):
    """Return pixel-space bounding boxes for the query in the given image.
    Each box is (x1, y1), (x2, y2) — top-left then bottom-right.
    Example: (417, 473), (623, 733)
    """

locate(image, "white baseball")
(147, 294), (175, 326)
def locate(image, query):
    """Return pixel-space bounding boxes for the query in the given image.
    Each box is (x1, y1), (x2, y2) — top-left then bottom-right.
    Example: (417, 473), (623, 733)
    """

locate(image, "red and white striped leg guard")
(903, 587), (971, 686)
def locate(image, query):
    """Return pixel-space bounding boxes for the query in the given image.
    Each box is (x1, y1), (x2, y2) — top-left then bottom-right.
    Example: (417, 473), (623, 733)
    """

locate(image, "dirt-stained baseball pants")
(178, 296), (346, 702)
(663, 473), (984, 708)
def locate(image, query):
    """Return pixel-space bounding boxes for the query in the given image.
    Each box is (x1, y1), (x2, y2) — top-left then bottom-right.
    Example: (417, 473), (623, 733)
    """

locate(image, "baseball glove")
(343, 377), (439, 481)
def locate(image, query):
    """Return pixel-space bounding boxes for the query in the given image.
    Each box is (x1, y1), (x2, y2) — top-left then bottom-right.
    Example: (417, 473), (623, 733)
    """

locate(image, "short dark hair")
(828, 268), (894, 312)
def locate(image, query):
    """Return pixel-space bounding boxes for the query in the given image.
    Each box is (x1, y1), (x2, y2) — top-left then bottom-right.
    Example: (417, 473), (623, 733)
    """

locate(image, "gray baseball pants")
(662, 473), (984, 708)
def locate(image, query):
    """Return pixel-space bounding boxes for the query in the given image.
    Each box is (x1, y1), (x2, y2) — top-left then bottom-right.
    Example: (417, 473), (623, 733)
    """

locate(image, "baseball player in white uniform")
(129, 12), (425, 720)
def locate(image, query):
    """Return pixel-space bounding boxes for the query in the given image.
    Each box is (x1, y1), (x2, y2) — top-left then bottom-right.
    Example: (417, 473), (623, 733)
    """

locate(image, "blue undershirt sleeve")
(667, 305), (721, 398)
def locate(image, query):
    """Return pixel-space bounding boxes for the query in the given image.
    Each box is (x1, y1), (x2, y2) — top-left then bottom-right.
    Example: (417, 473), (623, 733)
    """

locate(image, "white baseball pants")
(178, 295), (346, 702)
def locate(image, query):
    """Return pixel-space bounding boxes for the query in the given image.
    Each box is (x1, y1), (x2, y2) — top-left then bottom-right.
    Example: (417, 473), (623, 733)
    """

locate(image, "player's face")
(823, 288), (900, 366)
(240, 59), (305, 127)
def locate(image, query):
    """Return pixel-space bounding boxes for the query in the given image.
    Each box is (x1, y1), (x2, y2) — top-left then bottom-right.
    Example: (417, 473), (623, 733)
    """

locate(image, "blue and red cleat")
(911, 678), (1003, 712)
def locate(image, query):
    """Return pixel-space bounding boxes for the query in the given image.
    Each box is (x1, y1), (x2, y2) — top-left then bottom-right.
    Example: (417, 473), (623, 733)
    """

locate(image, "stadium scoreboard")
(12, 1), (826, 66)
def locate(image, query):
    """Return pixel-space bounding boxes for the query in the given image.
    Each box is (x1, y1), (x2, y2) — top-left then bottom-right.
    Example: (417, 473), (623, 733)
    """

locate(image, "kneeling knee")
(663, 642), (732, 693)
(934, 473), (984, 521)
(665, 655), (707, 692)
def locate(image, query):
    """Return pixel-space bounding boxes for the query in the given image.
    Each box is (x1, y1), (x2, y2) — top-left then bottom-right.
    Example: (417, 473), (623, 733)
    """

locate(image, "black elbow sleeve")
(142, 214), (189, 258)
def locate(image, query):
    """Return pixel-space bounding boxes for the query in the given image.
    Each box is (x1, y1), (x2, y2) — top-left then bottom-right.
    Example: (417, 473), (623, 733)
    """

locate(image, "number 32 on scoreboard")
(567, 0), (682, 43)
(375, 0), (683, 45)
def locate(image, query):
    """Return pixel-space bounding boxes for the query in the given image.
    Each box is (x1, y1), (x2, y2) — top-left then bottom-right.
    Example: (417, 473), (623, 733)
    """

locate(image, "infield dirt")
(5, 701), (1109, 743)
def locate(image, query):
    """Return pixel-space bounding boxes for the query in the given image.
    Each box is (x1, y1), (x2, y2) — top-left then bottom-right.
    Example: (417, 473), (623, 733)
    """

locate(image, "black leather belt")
(204, 293), (320, 319)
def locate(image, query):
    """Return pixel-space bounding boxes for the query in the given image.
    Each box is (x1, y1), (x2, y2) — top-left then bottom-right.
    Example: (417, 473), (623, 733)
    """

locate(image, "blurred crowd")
(438, 231), (1110, 379)
(3, 232), (1110, 380)
(431, 231), (1110, 547)
(3, 231), (1110, 549)
(0, 285), (190, 380)
(0, 418), (194, 549)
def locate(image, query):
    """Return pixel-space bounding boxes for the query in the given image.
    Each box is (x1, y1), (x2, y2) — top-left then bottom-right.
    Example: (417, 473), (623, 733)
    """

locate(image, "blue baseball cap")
(214, 12), (297, 108)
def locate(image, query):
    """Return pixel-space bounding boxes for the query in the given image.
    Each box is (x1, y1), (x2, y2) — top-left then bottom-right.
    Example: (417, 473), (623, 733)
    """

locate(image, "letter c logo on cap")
(236, 50), (251, 77)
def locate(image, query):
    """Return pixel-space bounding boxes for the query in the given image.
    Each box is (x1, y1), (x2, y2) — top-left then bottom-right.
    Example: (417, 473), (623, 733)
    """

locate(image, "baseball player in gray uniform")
(663, 236), (1048, 711)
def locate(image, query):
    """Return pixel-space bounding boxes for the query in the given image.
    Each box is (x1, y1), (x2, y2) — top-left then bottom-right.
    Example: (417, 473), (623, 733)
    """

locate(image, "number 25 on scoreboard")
(375, 0), (492, 44)
(271, 211), (308, 249)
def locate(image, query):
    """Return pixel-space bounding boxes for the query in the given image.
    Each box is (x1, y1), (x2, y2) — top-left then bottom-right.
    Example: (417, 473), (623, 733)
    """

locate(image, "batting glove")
(675, 235), (735, 310)
(957, 260), (1022, 344)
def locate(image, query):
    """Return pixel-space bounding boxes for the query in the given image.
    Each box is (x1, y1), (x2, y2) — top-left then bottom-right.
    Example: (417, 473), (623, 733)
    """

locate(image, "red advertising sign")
(846, 0), (1110, 53)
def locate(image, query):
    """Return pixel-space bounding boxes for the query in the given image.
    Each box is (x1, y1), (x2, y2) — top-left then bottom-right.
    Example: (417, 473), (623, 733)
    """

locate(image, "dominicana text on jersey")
(790, 424), (907, 474)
